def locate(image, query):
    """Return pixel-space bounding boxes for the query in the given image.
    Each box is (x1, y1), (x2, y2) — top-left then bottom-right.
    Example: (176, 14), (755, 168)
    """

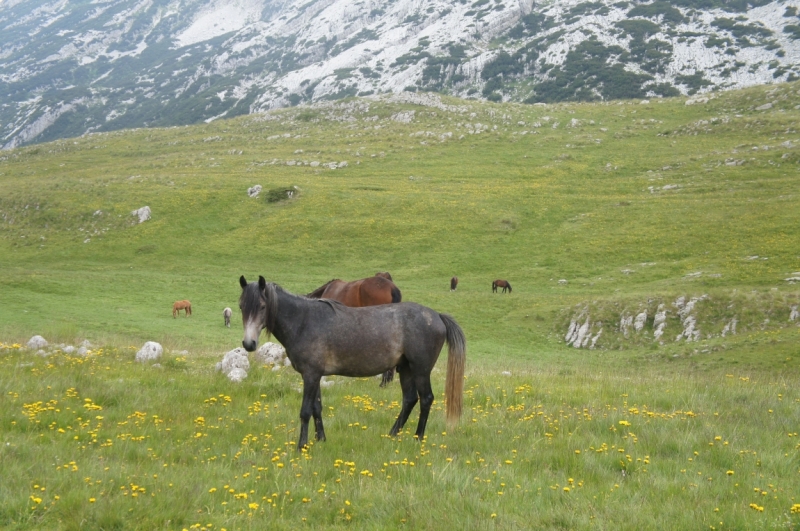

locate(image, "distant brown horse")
(450, 276), (458, 291)
(308, 275), (402, 386)
(173, 300), (192, 317)
(492, 280), (512, 293)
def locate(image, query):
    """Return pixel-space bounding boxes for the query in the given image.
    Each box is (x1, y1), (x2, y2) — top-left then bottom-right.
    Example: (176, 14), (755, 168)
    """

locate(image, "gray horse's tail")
(439, 313), (466, 428)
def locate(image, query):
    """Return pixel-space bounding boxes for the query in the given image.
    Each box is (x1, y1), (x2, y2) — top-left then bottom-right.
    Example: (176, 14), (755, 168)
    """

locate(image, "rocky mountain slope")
(2, 0), (799, 149)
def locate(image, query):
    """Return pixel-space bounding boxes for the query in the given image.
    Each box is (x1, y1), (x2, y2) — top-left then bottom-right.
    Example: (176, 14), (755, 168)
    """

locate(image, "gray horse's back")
(301, 301), (446, 377)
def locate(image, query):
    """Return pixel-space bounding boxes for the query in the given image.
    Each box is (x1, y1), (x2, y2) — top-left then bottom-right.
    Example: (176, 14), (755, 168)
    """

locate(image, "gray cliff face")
(2, 0), (799, 148)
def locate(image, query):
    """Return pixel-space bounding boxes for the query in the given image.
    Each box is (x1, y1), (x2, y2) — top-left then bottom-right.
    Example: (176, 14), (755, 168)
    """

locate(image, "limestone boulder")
(135, 341), (163, 362)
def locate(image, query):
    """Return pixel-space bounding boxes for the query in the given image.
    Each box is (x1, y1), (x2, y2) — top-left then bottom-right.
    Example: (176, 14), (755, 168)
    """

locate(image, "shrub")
(264, 187), (297, 203)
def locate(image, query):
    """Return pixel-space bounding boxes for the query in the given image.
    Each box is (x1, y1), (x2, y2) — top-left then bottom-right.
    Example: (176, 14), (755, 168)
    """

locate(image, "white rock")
(589, 329), (602, 349)
(81, 340), (92, 348)
(227, 367), (248, 383)
(721, 318), (738, 336)
(558, 279), (568, 285)
(135, 341), (163, 362)
(255, 342), (286, 365)
(320, 376), (334, 388)
(755, 103), (773, 111)
(620, 315), (633, 337)
(790, 306), (798, 322)
(216, 347), (250, 374)
(565, 318), (578, 343)
(634, 312), (647, 332)
(573, 317), (590, 348)
(247, 185), (262, 198)
(653, 306), (667, 341)
(337, 161), (348, 168)
(77, 346), (89, 356)
(131, 206), (151, 223)
(391, 111), (415, 123)
(501, 371), (512, 376)
(27, 335), (48, 349)
(63, 345), (76, 354)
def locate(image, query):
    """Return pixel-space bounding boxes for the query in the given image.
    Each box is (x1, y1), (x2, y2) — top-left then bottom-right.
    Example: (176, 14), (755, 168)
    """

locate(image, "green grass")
(1, 82), (800, 529)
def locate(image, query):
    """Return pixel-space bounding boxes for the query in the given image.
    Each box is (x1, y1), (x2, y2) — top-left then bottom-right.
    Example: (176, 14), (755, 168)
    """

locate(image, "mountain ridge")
(2, 0), (799, 149)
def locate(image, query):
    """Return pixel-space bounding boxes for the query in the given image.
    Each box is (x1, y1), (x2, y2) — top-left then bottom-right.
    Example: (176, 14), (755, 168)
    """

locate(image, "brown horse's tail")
(439, 313), (466, 429)
(390, 285), (402, 303)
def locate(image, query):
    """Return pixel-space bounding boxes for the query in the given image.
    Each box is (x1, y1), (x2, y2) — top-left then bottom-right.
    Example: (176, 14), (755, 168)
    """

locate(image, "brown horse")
(173, 300), (192, 317)
(450, 276), (458, 291)
(308, 275), (401, 386)
(492, 280), (512, 293)
(308, 275), (401, 307)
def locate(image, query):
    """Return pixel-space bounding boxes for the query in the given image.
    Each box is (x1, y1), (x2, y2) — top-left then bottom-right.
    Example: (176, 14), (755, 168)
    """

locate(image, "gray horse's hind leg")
(298, 374), (324, 449)
(313, 385), (326, 442)
(389, 365), (418, 436)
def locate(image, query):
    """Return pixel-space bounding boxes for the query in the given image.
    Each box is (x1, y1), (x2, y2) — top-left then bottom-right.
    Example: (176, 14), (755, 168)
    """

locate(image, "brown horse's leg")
(298, 373), (321, 450)
(173, 308), (177, 318)
(389, 364), (418, 436)
(413, 374), (435, 440)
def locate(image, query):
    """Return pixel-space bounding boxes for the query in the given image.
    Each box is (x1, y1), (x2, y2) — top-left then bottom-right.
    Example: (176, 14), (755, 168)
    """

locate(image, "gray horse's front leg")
(298, 373), (322, 450)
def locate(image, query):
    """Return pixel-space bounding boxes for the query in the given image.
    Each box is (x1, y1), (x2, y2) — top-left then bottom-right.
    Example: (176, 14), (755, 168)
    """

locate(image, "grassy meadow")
(1, 82), (800, 529)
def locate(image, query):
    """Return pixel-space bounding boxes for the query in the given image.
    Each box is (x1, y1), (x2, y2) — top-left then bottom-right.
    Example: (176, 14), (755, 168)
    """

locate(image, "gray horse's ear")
(258, 276), (267, 291)
(239, 276), (247, 289)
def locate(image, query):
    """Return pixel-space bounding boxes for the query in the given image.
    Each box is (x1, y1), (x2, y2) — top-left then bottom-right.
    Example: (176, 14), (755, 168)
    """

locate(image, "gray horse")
(223, 307), (232, 328)
(239, 275), (466, 450)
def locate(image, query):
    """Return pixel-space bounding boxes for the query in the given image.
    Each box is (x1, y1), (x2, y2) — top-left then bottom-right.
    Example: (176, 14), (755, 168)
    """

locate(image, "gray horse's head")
(239, 275), (277, 351)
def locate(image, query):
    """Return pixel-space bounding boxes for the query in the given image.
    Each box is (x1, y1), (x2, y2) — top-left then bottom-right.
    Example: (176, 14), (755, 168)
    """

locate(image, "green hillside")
(1, 84), (800, 530)
(2, 84), (798, 366)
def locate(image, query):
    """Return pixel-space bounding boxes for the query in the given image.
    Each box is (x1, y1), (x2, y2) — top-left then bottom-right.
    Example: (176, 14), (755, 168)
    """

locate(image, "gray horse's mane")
(244, 280), (347, 340)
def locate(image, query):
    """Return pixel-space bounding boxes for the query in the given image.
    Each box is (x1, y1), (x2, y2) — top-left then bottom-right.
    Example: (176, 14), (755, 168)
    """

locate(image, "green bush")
(264, 187), (297, 203)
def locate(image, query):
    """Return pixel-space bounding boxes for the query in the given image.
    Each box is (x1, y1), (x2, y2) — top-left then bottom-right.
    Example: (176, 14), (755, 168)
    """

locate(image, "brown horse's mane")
(307, 279), (340, 299)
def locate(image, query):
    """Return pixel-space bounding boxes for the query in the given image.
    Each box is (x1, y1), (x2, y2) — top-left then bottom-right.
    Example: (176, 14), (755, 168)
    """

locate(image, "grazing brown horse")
(307, 275), (401, 307)
(492, 280), (512, 293)
(450, 276), (458, 291)
(173, 300), (192, 317)
(308, 275), (401, 386)
(240, 276), (466, 450)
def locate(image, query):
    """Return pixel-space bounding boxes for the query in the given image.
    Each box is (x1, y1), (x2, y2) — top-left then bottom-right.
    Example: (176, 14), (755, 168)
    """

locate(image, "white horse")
(223, 307), (232, 328)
